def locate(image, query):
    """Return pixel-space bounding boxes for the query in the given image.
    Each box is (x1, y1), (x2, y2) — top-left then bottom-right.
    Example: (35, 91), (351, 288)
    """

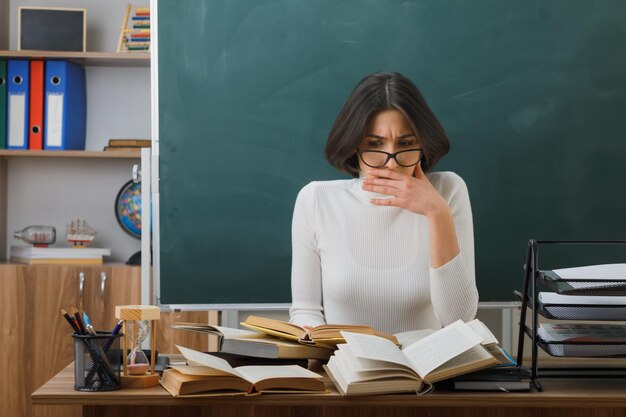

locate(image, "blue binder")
(6, 60), (30, 150)
(0, 60), (7, 148)
(44, 61), (86, 150)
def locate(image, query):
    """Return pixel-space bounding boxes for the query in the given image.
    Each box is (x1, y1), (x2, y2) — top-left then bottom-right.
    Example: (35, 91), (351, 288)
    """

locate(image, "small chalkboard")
(18, 7), (86, 52)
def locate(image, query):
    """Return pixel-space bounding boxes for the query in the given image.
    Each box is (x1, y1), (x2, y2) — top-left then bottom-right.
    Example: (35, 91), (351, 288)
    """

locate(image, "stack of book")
(165, 316), (399, 396)
(103, 139), (151, 152)
(167, 316), (515, 397)
(10, 245), (111, 265)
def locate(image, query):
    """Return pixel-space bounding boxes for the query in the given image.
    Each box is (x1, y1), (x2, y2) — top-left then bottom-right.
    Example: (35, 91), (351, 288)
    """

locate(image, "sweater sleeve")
(289, 183), (327, 327)
(429, 173), (479, 325)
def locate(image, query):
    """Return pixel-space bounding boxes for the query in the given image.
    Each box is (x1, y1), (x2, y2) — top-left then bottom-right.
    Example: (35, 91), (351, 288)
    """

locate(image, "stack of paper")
(538, 323), (626, 357)
(547, 264), (626, 291)
(10, 245), (111, 265)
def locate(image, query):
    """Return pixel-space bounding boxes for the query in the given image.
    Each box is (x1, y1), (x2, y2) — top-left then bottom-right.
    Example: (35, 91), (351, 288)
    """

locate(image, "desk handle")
(78, 272), (85, 312)
(100, 272), (107, 299)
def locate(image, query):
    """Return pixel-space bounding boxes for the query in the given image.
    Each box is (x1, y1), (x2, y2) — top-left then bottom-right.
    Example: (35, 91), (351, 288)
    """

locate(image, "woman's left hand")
(362, 163), (448, 217)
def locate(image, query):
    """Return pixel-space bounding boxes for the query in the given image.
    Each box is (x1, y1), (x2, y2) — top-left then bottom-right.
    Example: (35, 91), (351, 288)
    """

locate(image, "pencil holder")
(72, 331), (123, 391)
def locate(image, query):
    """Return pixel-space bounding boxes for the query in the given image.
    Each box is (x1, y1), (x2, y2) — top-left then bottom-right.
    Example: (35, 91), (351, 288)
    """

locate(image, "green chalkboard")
(157, 0), (626, 304)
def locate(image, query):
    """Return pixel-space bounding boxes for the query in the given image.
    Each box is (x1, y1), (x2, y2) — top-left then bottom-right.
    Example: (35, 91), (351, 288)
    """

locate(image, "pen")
(103, 320), (123, 352)
(83, 312), (96, 335)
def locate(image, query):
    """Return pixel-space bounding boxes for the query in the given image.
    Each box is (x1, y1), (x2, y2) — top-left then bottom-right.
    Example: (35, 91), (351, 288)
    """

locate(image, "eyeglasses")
(357, 148), (422, 168)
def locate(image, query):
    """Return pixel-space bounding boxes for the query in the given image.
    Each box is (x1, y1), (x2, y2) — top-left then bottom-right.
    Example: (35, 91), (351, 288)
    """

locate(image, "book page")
(176, 345), (240, 377)
(402, 320), (484, 378)
(394, 329), (435, 348)
(426, 345), (496, 382)
(169, 365), (232, 376)
(334, 347), (419, 382)
(241, 315), (305, 338)
(215, 325), (268, 339)
(467, 319), (499, 345)
(235, 365), (322, 385)
(172, 323), (264, 339)
(341, 331), (413, 369)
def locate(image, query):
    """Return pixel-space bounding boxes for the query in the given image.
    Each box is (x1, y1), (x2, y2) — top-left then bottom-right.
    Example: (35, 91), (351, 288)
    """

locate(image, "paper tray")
(538, 303), (626, 321)
(513, 291), (626, 321)
(537, 339), (626, 358)
(538, 271), (626, 296)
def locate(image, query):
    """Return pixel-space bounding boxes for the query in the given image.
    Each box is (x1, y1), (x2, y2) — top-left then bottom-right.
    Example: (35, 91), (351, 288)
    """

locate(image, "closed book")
(171, 322), (332, 360)
(453, 379), (531, 391)
(107, 139), (151, 147)
(10, 245), (111, 259)
(103, 146), (143, 152)
(11, 256), (103, 265)
(0, 60), (7, 148)
(452, 367), (531, 391)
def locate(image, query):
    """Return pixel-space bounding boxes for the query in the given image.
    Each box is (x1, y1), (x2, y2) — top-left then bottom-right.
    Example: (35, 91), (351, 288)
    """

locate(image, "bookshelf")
(0, 50), (150, 67)
(0, 149), (141, 158)
(0, 6), (156, 417)
(0, 50), (149, 262)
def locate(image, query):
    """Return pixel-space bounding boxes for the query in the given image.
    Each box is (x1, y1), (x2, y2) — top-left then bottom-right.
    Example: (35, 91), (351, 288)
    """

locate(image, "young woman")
(289, 72), (478, 334)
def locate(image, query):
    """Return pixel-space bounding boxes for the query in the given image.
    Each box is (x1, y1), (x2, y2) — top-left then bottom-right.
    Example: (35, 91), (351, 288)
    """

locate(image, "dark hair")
(324, 72), (450, 177)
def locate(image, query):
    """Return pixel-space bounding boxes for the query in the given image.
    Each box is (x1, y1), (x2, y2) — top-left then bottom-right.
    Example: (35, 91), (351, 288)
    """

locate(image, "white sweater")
(289, 171), (478, 334)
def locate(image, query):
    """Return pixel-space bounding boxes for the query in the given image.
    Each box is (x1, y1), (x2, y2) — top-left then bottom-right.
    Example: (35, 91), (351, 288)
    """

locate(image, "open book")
(160, 346), (326, 397)
(171, 323), (332, 360)
(324, 320), (502, 396)
(240, 315), (398, 347)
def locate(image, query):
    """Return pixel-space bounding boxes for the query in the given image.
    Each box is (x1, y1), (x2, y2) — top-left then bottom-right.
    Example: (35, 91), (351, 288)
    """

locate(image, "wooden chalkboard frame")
(18, 7), (87, 52)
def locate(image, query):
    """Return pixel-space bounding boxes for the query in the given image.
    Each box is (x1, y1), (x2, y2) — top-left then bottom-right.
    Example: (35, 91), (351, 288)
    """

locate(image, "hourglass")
(115, 305), (161, 388)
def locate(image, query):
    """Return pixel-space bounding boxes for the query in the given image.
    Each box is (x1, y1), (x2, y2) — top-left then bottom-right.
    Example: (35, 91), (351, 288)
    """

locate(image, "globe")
(115, 180), (141, 239)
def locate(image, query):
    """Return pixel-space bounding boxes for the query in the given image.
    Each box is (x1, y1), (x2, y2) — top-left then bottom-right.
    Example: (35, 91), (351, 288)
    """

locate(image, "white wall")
(6, 0), (151, 261)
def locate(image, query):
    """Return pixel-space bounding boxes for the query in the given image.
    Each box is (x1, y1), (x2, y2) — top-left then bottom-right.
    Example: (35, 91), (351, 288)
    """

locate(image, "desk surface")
(32, 363), (626, 408)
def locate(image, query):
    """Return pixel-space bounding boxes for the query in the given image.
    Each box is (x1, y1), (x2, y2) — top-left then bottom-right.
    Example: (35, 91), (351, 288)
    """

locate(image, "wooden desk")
(32, 363), (626, 417)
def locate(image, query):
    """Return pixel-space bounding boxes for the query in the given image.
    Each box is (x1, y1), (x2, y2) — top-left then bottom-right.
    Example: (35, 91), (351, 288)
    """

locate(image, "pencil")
(60, 308), (81, 334)
(71, 307), (87, 334)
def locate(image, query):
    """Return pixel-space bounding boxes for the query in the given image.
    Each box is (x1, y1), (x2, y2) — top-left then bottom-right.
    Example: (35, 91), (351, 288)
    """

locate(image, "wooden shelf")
(0, 50), (150, 67)
(0, 150), (141, 159)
